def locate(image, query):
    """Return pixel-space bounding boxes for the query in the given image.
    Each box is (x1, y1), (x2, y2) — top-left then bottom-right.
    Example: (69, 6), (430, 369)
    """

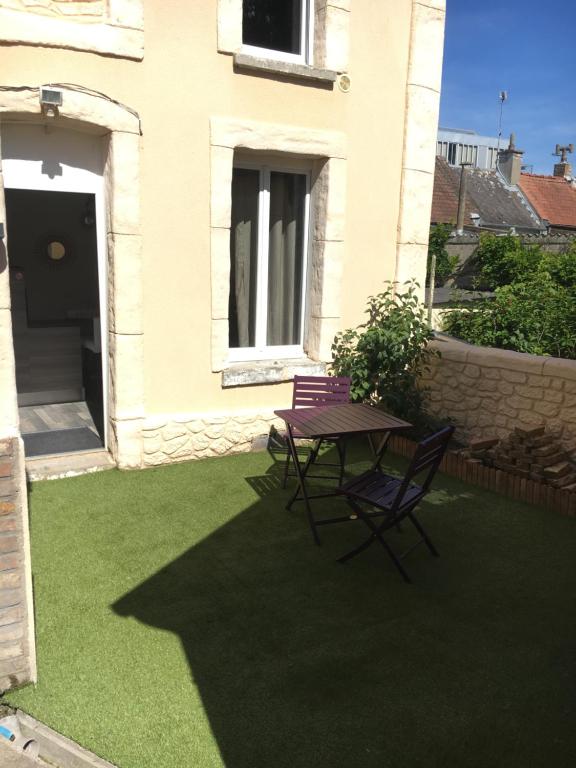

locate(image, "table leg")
(370, 431), (391, 472)
(285, 425), (320, 545)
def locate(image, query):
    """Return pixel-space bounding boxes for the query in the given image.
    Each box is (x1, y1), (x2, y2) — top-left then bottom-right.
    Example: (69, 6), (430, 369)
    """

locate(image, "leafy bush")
(475, 233), (542, 289)
(331, 282), (437, 422)
(540, 242), (576, 287)
(427, 223), (459, 286)
(443, 273), (576, 358)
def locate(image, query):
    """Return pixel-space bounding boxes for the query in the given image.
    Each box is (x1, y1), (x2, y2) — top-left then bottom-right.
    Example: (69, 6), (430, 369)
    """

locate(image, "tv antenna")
(496, 90), (508, 156)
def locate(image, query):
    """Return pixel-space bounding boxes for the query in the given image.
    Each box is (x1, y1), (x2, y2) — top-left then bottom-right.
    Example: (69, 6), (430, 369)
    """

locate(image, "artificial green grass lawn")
(4, 445), (576, 768)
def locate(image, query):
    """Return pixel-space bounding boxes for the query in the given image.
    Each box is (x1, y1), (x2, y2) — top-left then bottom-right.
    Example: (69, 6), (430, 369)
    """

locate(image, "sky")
(439, 0), (576, 175)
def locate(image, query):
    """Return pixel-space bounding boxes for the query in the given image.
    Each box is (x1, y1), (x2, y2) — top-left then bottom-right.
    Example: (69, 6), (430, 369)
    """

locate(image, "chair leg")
(373, 529), (412, 583)
(336, 502), (406, 580)
(407, 511), (439, 557)
(282, 445), (291, 489)
(338, 532), (377, 564)
(363, 514), (412, 583)
(337, 439), (347, 485)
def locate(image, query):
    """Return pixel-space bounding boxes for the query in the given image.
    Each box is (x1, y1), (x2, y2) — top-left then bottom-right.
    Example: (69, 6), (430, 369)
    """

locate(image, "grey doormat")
(23, 427), (103, 457)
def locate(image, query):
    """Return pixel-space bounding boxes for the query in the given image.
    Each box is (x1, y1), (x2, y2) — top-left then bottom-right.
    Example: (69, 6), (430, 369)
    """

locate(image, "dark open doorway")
(6, 189), (105, 457)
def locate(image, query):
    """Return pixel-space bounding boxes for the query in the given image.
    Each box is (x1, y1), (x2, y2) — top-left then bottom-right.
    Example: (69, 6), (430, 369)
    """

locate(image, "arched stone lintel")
(0, 85), (141, 136)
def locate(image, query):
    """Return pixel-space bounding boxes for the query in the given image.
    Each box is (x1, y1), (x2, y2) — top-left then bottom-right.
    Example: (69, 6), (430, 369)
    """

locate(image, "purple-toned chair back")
(292, 375), (351, 409)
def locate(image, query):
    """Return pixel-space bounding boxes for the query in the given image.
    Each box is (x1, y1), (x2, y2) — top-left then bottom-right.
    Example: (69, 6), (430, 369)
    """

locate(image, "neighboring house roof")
(431, 156), (541, 231)
(518, 173), (576, 229)
(431, 156), (476, 224)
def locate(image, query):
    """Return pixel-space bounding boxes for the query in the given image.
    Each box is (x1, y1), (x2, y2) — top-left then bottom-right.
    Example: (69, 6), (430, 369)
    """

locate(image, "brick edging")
(389, 434), (576, 517)
(0, 437), (35, 692)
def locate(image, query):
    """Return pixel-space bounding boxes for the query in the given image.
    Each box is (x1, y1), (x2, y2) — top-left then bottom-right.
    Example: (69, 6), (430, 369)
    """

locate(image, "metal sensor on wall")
(338, 74), (351, 93)
(40, 87), (63, 118)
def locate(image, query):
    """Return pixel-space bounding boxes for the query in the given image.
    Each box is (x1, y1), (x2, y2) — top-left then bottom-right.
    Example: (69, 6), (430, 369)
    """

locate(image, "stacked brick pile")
(462, 426), (576, 490)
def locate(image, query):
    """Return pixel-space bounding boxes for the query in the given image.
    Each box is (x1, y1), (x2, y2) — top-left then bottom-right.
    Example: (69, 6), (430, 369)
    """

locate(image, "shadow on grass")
(112, 445), (576, 768)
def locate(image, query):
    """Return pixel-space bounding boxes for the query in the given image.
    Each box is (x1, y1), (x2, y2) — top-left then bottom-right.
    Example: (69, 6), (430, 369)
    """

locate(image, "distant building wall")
(437, 128), (500, 170)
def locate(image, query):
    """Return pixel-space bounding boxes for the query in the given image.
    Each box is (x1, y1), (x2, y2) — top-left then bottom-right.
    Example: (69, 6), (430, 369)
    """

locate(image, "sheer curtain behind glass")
(229, 168), (259, 348)
(267, 171), (306, 346)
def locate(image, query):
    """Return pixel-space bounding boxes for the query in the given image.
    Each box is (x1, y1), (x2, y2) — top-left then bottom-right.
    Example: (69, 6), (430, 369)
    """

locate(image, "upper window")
(229, 163), (311, 361)
(242, 0), (313, 64)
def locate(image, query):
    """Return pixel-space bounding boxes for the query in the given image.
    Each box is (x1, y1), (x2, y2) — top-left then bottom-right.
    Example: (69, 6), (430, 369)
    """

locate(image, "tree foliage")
(444, 273), (576, 359)
(474, 233), (543, 289)
(427, 223), (459, 286)
(445, 234), (576, 358)
(331, 282), (437, 422)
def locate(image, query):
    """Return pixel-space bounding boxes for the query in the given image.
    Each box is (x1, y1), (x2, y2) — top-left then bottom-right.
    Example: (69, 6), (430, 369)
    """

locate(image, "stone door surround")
(0, 85), (144, 468)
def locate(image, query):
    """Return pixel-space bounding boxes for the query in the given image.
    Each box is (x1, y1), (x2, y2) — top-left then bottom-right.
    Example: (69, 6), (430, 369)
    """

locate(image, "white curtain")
(229, 169), (258, 348)
(267, 172), (305, 346)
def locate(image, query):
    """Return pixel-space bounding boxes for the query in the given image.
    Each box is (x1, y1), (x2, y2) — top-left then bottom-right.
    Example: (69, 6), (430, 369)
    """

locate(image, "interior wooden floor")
(19, 401), (100, 436)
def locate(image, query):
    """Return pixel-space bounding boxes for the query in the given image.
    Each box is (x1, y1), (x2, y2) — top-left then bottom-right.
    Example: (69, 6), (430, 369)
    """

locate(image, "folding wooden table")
(274, 403), (412, 544)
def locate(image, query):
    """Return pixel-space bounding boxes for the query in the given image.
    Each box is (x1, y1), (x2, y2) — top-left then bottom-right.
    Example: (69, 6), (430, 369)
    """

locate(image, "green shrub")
(475, 233), (542, 289)
(331, 282), (437, 422)
(540, 242), (576, 287)
(427, 223), (459, 286)
(443, 273), (576, 358)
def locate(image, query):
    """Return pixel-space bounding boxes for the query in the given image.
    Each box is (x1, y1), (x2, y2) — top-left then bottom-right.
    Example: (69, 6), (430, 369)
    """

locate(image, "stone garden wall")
(142, 409), (284, 466)
(422, 337), (576, 449)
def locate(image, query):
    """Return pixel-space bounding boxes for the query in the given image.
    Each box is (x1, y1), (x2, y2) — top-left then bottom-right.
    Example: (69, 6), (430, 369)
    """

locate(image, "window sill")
(233, 53), (337, 84)
(222, 358), (326, 388)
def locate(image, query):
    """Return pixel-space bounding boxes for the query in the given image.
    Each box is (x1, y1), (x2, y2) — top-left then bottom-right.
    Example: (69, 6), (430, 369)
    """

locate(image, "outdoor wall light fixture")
(40, 87), (63, 118)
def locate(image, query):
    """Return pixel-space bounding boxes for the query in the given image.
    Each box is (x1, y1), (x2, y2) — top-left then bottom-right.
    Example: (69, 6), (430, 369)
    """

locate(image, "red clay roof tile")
(519, 173), (576, 228)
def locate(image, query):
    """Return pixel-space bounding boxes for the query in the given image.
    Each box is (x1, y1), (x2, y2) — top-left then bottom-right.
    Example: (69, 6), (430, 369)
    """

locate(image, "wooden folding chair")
(328, 426), (454, 582)
(282, 375), (351, 488)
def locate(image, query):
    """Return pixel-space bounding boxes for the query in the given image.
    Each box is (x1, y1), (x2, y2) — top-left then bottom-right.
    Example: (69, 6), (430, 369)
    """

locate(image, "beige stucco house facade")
(0, 0), (444, 687)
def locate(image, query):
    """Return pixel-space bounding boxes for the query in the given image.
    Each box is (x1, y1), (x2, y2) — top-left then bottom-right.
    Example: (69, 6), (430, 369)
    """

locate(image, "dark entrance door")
(6, 189), (104, 456)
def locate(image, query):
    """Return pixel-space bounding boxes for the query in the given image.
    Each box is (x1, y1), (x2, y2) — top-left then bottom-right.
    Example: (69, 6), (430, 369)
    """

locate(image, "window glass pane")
(229, 168), (259, 348)
(243, 0), (302, 55)
(267, 172), (306, 346)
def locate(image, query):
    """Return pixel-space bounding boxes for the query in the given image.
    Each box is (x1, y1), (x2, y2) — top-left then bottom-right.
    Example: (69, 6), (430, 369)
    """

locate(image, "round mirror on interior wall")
(38, 235), (74, 268)
(47, 241), (66, 261)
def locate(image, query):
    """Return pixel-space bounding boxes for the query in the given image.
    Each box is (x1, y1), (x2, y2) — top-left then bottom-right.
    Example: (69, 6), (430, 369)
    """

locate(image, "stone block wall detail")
(0, 0), (144, 59)
(395, 0), (446, 294)
(422, 337), (576, 448)
(0, 437), (36, 692)
(143, 409), (284, 466)
(3, 0), (105, 19)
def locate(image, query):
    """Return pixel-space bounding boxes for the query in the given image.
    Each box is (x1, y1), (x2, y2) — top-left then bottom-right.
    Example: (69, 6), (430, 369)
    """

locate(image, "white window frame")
(241, 0), (314, 65)
(228, 161), (311, 363)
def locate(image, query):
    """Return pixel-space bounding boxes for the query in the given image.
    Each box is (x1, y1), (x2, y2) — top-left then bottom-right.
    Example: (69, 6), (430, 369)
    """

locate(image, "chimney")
(498, 133), (523, 186)
(553, 143), (573, 178)
(455, 163), (471, 235)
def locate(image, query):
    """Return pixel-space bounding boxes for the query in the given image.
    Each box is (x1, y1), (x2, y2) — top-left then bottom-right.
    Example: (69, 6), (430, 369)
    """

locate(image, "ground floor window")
(229, 163), (310, 361)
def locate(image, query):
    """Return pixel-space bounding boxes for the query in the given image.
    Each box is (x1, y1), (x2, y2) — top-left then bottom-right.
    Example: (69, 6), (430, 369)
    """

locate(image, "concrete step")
(25, 449), (115, 481)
